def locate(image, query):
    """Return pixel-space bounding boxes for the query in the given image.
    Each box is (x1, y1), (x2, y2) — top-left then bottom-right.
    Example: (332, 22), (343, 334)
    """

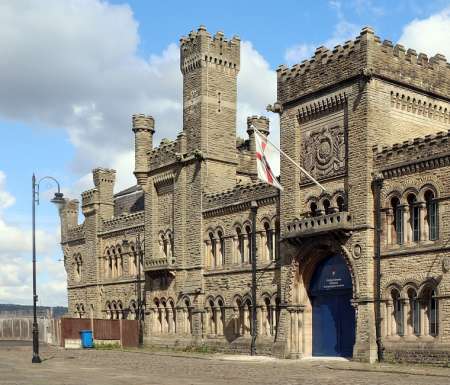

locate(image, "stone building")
(59, 26), (450, 363)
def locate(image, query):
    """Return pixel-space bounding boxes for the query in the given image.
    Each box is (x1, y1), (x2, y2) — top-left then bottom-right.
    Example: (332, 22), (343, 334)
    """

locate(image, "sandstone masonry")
(59, 26), (450, 364)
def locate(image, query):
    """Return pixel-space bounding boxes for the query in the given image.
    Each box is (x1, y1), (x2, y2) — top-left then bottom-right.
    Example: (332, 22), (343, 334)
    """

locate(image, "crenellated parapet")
(66, 223), (85, 242)
(203, 181), (278, 216)
(277, 26), (450, 105)
(180, 25), (240, 75)
(149, 139), (179, 170)
(373, 130), (450, 177)
(100, 211), (144, 235)
(81, 188), (99, 216)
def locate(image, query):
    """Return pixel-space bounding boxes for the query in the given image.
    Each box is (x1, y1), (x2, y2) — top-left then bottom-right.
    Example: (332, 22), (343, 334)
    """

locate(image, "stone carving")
(352, 244), (362, 259)
(301, 125), (345, 182)
(443, 257), (450, 273)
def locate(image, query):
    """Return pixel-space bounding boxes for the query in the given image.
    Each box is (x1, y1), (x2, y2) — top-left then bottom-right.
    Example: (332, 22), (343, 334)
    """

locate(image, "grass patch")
(93, 342), (121, 350)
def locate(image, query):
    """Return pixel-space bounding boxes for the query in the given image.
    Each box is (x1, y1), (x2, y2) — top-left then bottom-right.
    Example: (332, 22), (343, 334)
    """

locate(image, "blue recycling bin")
(80, 330), (93, 348)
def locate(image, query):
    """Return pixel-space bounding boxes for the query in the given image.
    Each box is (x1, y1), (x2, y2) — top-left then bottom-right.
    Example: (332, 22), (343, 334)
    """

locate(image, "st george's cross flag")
(254, 128), (283, 191)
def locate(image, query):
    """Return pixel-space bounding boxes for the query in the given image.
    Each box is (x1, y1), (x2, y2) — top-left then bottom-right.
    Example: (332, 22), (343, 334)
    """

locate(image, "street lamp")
(250, 200), (258, 356)
(32, 174), (64, 364)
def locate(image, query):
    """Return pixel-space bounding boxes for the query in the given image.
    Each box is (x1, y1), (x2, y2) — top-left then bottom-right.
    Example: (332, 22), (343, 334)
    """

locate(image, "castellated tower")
(92, 167), (116, 219)
(132, 113), (154, 185)
(180, 26), (240, 192)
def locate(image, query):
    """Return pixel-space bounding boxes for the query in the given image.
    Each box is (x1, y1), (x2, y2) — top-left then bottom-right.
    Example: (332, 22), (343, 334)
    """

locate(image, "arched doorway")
(309, 254), (355, 357)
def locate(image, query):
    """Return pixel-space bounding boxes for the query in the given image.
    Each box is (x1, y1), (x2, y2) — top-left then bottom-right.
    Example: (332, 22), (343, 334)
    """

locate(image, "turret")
(132, 114), (154, 185)
(180, 26), (241, 192)
(59, 199), (79, 241)
(92, 168), (116, 219)
(246, 116), (270, 179)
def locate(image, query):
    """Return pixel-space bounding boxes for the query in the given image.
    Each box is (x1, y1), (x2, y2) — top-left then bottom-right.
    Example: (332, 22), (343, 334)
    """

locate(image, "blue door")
(310, 255), (355, 357)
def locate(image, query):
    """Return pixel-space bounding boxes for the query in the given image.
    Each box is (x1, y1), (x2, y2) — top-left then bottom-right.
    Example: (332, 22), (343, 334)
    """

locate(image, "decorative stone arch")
(284, 240), (359, 305)
(383, 189), (402, 207)
(382, 281), (403, 300)
(418, 277), (440, 297)
(418, 183), (439, 201)
(304, 193), (319, 207)
(214, 295), (226, 307)
(401, 187), (420, 204)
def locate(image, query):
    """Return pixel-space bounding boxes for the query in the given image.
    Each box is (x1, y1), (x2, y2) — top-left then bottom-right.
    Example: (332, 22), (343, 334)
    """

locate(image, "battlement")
(66, 224), (85, 242)
(81, 188), (98, 207)
(93, 168), (116, 186)
(203, 181), (278, 213)
(149, 138), (179, 170)
(277, 27), (450, 104)
(247, 115), (270, 136)
(132, 114), (154, 132)
(180, 25), (240, 74)
(101, 211), (144, 234)
(373, 130), (450, 170)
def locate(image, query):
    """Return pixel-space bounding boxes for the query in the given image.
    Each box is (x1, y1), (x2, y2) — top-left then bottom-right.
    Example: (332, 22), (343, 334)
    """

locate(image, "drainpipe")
(373, 174), (384, 362)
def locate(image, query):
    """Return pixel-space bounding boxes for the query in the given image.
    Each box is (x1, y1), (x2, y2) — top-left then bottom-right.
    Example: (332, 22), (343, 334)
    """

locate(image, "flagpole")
(252, 126), (327, 192)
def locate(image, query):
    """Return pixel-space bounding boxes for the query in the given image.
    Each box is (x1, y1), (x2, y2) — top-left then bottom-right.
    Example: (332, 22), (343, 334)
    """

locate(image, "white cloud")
(0, 171), (15, 210)
(284, 0), (360, 65)
(399, 7), (450, 59)
(0, 0), (279, 192)
(0, 171), (66, 306)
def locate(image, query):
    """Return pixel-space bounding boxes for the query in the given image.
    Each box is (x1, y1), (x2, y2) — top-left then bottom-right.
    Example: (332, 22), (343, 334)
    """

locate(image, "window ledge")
(381, 241), (447, 257)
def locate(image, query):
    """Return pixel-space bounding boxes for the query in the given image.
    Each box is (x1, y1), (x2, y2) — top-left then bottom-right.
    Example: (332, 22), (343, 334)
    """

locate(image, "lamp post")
(136, 232), (144, 346)
(32, 174), (65, 364)
(250, 200), (258, 356)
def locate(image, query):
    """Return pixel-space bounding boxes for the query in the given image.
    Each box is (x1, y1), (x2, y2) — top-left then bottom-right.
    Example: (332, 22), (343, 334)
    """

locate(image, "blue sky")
(0, 0), (449, 306)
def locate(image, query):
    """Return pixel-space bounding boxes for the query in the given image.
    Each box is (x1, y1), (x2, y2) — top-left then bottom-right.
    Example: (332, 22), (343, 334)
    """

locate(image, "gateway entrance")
(310, 254), (355, 357)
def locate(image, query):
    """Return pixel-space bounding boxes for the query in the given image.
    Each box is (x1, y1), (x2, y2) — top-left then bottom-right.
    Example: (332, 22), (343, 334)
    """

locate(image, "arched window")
(262, 297), (271, 336)
(168, 300), (176, 334)
(167, 232), (174, 259)
(209, 232), (216, 268)
(183, 299), (192, 334)
(245, 225), (252, 264)
(154, 299), (162, 334)
(243, 298), (252, 336)
(310, 202), (318, 217)
(407, 193), (420, 242)
(336, 196), (345, 212)
(217, 299), (225, 336)
(323, 199), (331, 215)
(163, 235), (168, 258)
(391, 197), (403, 245)
(391, 289), (403, 336)
(207, 299), (216, 335)
(217, 230), (225, 266)
(234, 297), (243, 336)
(116, 246), (123, 277)
(263, 222), (273, 261)
(236, 227), (244, 264)
(74, 254), (82, 282)
(425, 190), (438, 241)
(407, 288), (420, 336)
(422, 287), (439, 337)
(106, 302), (112, 320)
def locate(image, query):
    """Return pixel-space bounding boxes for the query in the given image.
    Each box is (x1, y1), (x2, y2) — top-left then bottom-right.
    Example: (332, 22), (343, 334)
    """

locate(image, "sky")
(0, 0), (449, 307)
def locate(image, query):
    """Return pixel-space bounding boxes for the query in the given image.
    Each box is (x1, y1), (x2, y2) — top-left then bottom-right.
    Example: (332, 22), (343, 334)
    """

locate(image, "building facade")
(59, 26), (450, 363)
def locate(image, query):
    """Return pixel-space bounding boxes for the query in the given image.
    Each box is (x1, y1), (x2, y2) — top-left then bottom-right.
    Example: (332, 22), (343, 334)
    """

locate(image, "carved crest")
(301, 125), (345, 182)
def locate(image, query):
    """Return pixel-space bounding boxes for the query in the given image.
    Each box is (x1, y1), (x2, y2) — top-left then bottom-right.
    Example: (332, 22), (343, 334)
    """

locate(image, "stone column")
(256, 306), (262, 336)
(385, 208), (393, 246)
(204, 240), (211, 269)
(402, 205), (409, 244)
(385, 301), (392, 337)
(418, 202), (427, 241)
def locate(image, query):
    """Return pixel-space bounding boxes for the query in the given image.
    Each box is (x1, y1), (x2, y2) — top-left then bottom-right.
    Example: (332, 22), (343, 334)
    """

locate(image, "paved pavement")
(1, 342), (450, 385)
